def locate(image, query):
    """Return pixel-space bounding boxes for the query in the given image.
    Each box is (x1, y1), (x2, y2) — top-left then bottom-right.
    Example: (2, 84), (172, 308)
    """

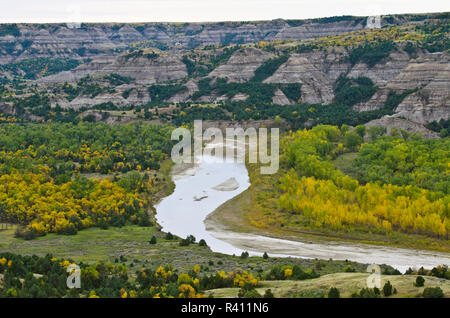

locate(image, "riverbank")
(205, 161), (450, 264)
(153, 146), (448, 271)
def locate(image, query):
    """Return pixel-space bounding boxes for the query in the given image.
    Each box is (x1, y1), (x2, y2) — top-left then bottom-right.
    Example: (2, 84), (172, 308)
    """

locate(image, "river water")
(156, 142), (449, 272)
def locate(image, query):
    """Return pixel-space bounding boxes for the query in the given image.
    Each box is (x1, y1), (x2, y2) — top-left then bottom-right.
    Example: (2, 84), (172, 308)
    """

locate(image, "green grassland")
(0, 224), (371, 277)
(206, 273), (450, 298)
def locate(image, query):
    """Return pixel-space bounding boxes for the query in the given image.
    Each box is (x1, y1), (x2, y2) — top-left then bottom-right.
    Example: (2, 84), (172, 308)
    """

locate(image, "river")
(156, 141), (449, 272)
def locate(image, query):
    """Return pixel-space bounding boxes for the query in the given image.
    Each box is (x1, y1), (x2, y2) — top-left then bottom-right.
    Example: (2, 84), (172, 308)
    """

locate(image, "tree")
(149, 236), (157, 244)
(415, 276), (425, 287)
(263, 289), (275, 298)
(262, 252), (269, 259)
(340, 124), (350, 135)
(368, 126), (386, 141)
(165, 232), (174, 240)
(187, 235), (196, 243)
(198, 239), (207, 246)
(382, 281), (393, 296)
(179, 238), (190, 246)
(328, 287), (340, 298)
(355, 125), (366, 138)
(344, 131), (363, 151)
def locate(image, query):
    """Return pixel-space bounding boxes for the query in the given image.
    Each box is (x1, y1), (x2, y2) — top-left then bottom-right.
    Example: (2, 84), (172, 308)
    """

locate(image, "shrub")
(165, 232), (174, 240)
(147, 84), (187, 103)
(149, 236), (157, 244)
(199, 239), (207, 247)
(179, 238), (190, 246)
(354, 125), (366, 138)
(344, 265), (356, 273)
(187, 235), (196, 243)
(352, 287), (381, 298)
(422, 287), (444, 298)
(382, 281), (393, 296)
(238, 284), (261, 298)
(14, 226), (37, 240)
(343, 131), (363, 151)
(333, 76), (377, 106)
(328, 287), (340, 298)
(262, 252), (269, 259)
(252, 54), (289, 82)
(349, 40), (395, 67)
(263, 289), (275, 298)
(240, 251), (249, 259)
(415, 276), (425, 287)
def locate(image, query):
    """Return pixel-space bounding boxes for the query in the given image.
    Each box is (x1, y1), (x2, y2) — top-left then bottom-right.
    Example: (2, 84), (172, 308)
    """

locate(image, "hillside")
(0, 12), (448, 135)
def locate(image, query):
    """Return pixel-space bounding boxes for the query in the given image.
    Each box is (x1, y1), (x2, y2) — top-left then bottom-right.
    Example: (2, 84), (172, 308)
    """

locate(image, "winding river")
(156, 141), (449, 272)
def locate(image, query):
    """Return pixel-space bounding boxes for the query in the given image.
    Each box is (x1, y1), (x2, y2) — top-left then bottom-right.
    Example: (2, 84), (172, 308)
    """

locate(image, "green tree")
(382, 281), (393, 296)
(354, 125), (366, 138)
(415, 276), (425, 287)
(264, 289), (275, 298)
(422, 287), (444, 298)
(344, 131), (363, 151)
(328, 287), (340, 298)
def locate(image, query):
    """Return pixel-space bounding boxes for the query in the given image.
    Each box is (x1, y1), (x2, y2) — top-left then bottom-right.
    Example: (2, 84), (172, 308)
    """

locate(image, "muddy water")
(156, 142), (449, 272)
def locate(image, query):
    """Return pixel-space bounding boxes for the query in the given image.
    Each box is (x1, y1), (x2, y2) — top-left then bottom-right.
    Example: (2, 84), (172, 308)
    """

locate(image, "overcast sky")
(0, 0), (449, 23)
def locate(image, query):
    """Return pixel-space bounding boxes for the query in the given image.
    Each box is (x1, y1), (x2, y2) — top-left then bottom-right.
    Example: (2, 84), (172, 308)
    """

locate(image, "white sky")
(0, 0), (449, 23)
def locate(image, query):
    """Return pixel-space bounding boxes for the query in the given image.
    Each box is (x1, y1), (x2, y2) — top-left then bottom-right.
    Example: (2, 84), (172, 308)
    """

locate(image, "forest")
(246, 125), (449, 242)
(0, 122), (175, 238)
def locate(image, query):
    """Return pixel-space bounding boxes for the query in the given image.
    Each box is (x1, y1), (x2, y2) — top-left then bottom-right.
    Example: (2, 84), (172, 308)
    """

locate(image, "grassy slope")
(207, 155), (450, 252)
(332, 152), (358, 177)
(0, 224), (371, 276)
(206, 273), (450, 298)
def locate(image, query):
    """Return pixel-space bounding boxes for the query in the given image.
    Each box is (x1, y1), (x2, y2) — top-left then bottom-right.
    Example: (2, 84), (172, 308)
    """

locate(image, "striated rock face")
(37, 52), (187, 85)
(392, 55), (450, 123)
(348, 51), (411, 86)
(231, 93), (249, 101)
(103, 54), (187, 85)
(208, 47), (274, 82)
(355, 52), (450, 124)
(36, 57), (116, 85)
(264, 54), (334, 104)
(386, 53), (449, 89)
(1, 16), (447, 130)
(272, 88), (293, 105)
(54, 86), (150, 110)
(271, 20), (366, 41)
(168, 79), (198, 103)
(1, 16), (406, 63)
(0, 102), (17, 115)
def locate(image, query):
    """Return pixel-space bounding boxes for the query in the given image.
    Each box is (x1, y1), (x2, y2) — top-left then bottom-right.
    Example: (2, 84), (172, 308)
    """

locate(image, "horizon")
(0, 0), (449, 24)
(0, 11), (448, 25)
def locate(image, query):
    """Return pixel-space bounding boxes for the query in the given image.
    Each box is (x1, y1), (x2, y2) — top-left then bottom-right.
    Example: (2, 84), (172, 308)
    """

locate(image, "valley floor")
(206, 273), (450, 298)
(0, 224), (368, 276)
